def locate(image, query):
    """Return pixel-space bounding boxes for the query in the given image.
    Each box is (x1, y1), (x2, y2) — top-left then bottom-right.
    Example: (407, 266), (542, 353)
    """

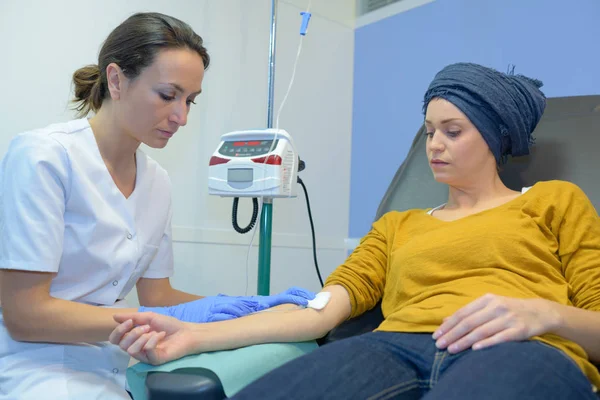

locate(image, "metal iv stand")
(257, 0), (278, 295)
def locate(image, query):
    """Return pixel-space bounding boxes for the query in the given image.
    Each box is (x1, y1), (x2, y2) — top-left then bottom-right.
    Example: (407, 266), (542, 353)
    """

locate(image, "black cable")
(232, 197), (259, 234)
(297, 176), (324, 287)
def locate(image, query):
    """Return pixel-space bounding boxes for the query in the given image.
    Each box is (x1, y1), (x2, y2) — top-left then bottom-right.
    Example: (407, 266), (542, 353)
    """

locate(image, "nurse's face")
(424, 98), (497, 186)
(114, 48), (205, 148)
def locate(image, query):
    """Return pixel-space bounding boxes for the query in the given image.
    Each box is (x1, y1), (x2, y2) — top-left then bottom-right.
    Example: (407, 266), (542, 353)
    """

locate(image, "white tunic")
(0, 118), (174, 399)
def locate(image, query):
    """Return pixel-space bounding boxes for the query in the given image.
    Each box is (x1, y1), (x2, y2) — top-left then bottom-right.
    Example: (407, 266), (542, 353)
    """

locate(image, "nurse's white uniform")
(0, 118), (174, 399)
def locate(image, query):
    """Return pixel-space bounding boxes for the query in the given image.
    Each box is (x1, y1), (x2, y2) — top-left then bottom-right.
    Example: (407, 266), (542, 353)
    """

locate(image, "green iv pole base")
(257, 198), (273, 295)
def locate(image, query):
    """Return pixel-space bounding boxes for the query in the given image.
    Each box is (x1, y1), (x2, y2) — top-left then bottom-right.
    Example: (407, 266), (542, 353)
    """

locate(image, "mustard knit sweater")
(326, 180), (600, 388)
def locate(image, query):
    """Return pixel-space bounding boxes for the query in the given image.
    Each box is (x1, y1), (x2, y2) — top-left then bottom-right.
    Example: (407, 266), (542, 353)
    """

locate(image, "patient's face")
(424, 98), (497, 186)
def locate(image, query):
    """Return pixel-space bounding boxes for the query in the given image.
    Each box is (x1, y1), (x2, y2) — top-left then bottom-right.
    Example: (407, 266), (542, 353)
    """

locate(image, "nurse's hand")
(138, 295), (263, 323)
(226, 286), (317, 309)
(138, 287), (316, 323)
(109, 313), (193, 365)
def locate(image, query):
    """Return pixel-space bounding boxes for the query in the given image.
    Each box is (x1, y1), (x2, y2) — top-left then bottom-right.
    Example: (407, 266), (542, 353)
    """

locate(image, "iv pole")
(257, 0), (278, 295)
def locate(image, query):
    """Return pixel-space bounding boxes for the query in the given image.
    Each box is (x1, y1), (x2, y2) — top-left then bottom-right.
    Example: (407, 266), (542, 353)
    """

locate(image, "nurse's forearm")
(5, 297), (138, 344)
(1, 269), (138, 343)
(161, 288), (203, 305)
(136, 277), (203, 307)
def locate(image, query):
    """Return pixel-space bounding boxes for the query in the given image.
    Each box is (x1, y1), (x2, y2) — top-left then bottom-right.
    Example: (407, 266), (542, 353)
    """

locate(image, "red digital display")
(233, 141), (261, 147)
(219, 139), (274, 158)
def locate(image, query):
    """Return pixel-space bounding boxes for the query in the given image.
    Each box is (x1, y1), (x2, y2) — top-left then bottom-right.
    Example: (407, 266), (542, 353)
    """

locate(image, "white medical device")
(208, 129), (298, 198)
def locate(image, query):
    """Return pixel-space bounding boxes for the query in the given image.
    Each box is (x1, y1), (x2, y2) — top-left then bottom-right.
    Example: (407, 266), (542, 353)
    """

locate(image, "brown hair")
(72, 12), (210, 117)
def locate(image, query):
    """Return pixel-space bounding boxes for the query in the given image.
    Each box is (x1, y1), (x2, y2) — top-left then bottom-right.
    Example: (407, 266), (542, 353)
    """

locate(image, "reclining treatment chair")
(141, 95), (600, 399)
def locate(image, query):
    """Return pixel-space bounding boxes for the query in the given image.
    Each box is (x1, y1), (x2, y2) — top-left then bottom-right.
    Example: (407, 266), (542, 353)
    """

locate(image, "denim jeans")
(230, 332), (597, 400)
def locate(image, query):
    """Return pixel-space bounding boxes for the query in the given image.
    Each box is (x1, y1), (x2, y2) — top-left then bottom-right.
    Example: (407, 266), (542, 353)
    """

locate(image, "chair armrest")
(145, 367), (227, 400)
(318, 301), (384, 346)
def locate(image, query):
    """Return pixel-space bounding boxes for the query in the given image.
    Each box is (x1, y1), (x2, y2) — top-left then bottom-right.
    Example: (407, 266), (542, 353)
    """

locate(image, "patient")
(109, 63), (600, 399)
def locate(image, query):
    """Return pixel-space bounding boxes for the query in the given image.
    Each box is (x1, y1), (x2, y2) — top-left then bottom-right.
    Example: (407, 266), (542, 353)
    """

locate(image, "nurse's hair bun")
(72, 64), (102, 118)
(70, 12), (209, 118)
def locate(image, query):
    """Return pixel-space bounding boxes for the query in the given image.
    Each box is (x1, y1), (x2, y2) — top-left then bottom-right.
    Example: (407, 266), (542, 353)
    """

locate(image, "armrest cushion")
(127, 341), (318, 400)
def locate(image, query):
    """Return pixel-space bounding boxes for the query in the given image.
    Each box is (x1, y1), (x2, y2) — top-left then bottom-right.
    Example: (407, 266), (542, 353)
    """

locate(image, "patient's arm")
(110, 285), (351, 365)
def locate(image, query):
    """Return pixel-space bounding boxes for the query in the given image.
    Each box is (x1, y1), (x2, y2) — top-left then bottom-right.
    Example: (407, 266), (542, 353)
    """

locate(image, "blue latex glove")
(138, 296), (264, 323)
(138, 287), (316, 323)
(222, 286), (317, 309)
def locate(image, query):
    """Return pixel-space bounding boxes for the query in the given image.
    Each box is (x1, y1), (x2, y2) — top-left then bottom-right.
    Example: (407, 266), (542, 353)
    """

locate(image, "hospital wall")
(349, 0), (600, 239)
(0, 0), (354, 302)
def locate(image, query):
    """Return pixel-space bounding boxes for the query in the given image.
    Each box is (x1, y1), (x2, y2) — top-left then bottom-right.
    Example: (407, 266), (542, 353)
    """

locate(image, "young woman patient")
(109, 63), (600, 399)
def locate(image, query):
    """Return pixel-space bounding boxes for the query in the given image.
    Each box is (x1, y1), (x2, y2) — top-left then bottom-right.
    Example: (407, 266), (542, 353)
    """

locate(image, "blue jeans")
(230, 332), (597, 399)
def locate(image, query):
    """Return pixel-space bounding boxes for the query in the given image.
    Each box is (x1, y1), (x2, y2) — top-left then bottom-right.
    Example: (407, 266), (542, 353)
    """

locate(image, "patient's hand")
(432, 294), (560, 354)
(109, 312), (195, 365)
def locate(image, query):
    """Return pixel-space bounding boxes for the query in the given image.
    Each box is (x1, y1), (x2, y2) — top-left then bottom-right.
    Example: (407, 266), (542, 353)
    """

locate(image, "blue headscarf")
(423, 63), (546, 164)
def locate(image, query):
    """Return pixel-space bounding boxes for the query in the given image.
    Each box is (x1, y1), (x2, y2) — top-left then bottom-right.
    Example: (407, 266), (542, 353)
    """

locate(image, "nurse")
(0, 12), (313, 400)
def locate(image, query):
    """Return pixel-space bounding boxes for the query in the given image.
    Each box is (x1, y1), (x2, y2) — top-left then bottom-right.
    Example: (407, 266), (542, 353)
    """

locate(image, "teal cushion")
(126, 341), (318, 399)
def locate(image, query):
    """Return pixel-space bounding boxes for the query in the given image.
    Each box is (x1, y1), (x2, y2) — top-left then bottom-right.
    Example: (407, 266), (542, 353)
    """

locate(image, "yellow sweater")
(326, 180), (600, 389)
